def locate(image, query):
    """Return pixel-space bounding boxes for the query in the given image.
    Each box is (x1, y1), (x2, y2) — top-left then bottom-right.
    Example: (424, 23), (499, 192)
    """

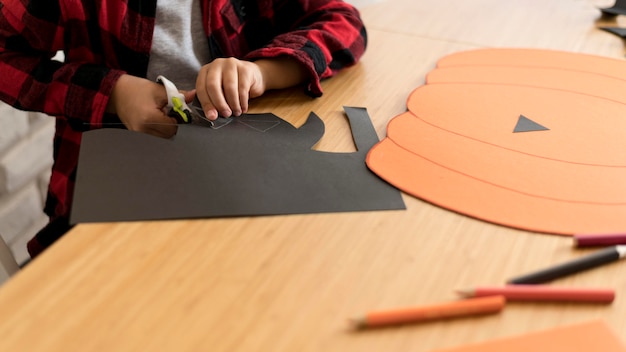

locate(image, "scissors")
(156, 75), (215, 127)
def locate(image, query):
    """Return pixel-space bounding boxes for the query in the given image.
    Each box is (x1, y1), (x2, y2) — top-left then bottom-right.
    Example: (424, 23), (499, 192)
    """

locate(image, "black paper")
(70, 107), (405, 223)
(599, 27), (626, 38)
(600, 0), (626, 16)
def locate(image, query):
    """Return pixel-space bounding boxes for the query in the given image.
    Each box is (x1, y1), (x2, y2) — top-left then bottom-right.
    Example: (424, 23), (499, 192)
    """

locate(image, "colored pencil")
(574, 233), (626, 247)
(351, 295), (505, 329)
(456, 285), (615, 303)
(508, 245), (626, 284)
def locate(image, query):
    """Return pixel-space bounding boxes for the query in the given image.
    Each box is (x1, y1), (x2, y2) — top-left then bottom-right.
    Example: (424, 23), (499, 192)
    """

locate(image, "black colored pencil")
(508, 245), (626, 284)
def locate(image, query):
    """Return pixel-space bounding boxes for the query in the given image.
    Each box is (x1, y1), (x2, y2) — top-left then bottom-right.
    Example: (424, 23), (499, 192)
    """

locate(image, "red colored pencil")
(351, 295), (505, 329)
(574, 233), (626, 247)
(456, 285), (614, 303)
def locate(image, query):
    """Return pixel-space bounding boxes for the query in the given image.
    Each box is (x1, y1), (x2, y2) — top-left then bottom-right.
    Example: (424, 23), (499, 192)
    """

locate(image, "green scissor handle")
(156, 75), (193, 124)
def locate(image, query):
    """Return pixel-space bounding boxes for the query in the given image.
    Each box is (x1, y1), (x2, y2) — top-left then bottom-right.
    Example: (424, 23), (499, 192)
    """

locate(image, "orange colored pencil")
(456, 285), (615, 303)
(351, 295), (505, 329)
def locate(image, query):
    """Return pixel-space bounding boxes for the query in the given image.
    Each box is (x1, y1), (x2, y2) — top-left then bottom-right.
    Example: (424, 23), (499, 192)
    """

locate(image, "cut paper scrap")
(70, 107), (405, 224)
(366, 48), (626, 235)
(431, 320), (626, 352)
(600, 0), (626, 16)
(600, 27), (626, 38)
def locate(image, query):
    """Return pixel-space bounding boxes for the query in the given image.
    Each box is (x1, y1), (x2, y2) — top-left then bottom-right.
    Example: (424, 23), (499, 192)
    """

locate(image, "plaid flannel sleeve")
(0, 1), (124, 131)
(243, 0), (368, 97)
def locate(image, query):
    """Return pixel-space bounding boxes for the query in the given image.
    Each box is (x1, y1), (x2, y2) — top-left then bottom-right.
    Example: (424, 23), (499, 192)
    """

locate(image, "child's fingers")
(199, 60), (226, 117)
(221, 66), (241, 117)
(195, 69), (219, 120)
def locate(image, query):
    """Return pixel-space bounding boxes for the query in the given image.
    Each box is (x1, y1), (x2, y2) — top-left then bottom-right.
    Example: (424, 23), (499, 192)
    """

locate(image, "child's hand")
(196, 57), (307, 120)
(106, 74), (194, 138)
(195, 57), (266, 120)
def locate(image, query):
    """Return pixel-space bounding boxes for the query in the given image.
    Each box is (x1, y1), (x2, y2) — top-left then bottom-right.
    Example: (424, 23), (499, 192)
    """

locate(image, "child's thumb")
(181, 89), (197, 103)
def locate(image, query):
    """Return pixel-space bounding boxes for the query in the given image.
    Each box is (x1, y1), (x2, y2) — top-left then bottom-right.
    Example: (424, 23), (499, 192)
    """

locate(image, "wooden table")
(1, 0), (625, 351)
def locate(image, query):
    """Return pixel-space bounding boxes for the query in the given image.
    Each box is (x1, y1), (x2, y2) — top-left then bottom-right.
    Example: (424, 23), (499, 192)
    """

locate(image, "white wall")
(0, 105), (54, 264)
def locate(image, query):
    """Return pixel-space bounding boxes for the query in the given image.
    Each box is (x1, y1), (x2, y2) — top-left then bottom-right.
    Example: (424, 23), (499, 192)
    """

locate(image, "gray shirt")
(146, 0), (212, 90)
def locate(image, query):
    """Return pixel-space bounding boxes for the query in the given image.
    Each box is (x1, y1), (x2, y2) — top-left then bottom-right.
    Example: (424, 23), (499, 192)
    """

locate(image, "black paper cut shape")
(70, 107), (406, 224)
(513, 115), (549, 133)
(600, 0), (626, 16)
(599, 26), (626, 38)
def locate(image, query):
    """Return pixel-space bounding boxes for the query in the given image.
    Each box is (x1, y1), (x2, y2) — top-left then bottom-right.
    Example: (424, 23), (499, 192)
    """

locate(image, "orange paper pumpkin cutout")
(366, 48), (626, 235)
(432, 320), (626, 352)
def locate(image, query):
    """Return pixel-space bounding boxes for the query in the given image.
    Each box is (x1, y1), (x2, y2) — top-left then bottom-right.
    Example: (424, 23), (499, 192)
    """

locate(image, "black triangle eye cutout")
(513, 115), (550, 133)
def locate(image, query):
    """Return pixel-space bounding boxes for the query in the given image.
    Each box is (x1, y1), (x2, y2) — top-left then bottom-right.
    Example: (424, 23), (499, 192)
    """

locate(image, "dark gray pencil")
(508, 245), (626, 284)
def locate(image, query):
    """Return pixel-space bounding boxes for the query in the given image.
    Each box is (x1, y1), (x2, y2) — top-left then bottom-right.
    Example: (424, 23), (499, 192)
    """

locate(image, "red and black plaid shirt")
(0, 0), (367, 257)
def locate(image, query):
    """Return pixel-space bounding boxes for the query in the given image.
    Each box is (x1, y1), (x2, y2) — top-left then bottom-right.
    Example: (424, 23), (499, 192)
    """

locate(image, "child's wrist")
(256, 57), (306, 91)
(106, 74), (129, 114)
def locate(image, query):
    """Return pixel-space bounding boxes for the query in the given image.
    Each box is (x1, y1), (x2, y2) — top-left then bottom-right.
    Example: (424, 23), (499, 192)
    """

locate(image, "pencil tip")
(455, 288), (473, 297)
(349, 316), (367, 330)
